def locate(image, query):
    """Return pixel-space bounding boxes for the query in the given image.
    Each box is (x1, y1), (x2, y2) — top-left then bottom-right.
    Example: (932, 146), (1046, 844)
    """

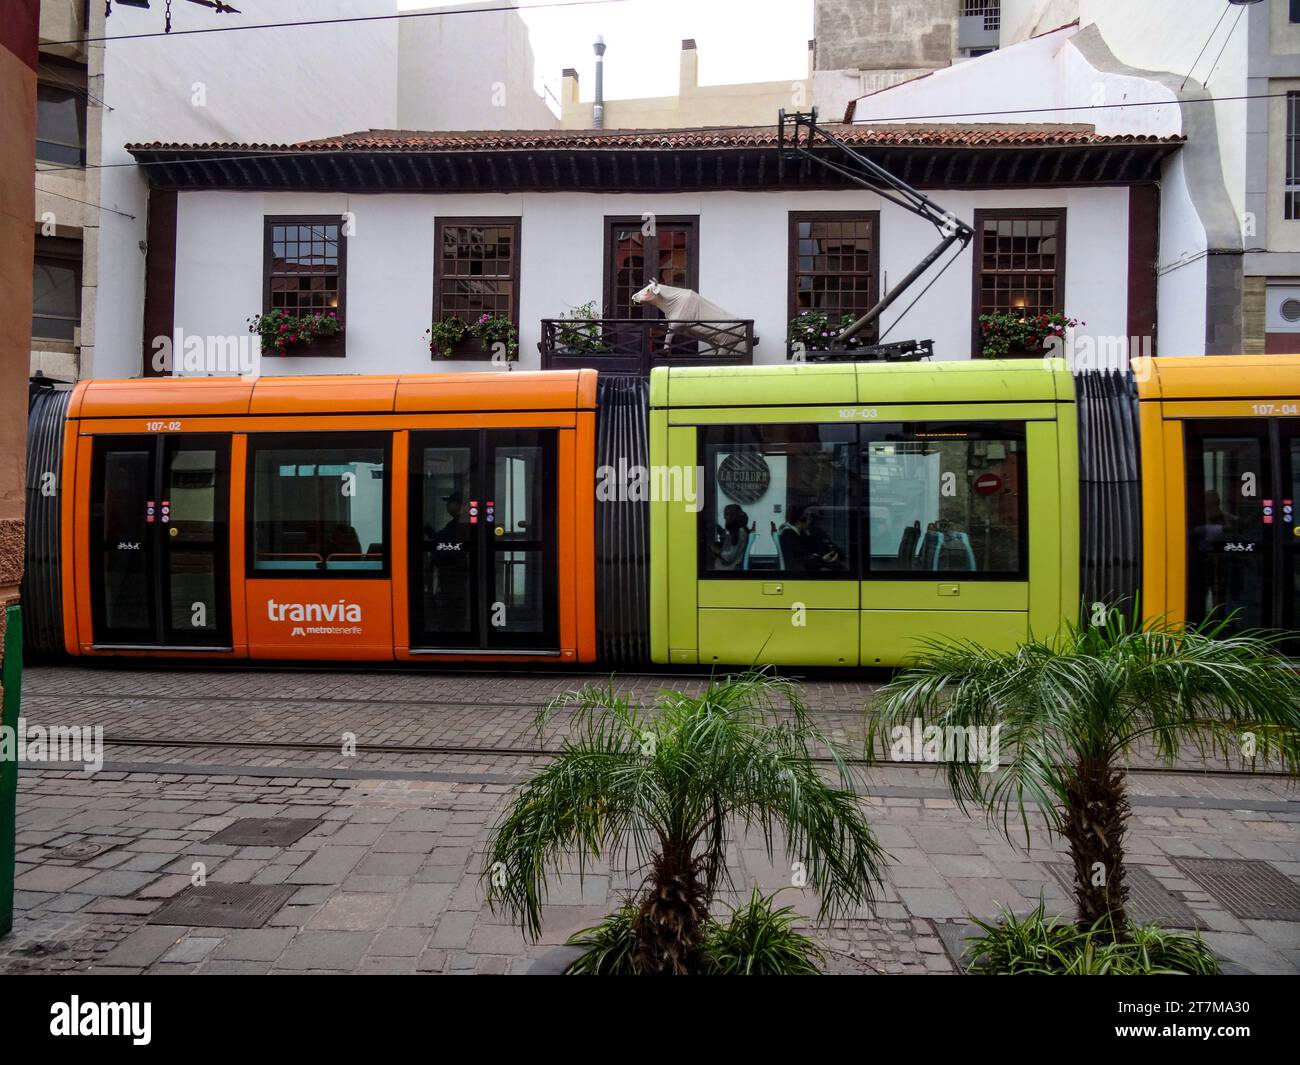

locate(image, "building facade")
(124, 125), (1175, 377)
(32, 0), (104, 381)
(845, 16), (1243, 357)
(74, 0), (558, 383)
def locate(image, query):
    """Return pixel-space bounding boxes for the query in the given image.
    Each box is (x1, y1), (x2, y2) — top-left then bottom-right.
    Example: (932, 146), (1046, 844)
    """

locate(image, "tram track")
(91, 733), (1299, 779)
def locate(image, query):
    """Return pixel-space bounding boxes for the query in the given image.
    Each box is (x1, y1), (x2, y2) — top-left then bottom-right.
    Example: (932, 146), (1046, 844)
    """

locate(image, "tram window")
(864, 425), (1026, 579)
(700, 424), (856, 577)
(249, 434), (389, 576)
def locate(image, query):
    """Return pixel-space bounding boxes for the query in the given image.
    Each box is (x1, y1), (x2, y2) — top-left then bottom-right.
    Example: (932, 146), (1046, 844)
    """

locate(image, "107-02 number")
(1252, 403), (1298, 416)
(146, 420), (182, 432)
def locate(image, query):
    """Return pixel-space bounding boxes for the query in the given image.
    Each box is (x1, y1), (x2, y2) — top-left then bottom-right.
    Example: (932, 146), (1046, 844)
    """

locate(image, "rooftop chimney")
(593, 35), (606, 129)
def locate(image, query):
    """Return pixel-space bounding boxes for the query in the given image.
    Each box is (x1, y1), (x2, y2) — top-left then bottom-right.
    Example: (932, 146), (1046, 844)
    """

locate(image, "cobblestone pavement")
(19, 663), (1273, 771)
(2, 664), (1298, 975)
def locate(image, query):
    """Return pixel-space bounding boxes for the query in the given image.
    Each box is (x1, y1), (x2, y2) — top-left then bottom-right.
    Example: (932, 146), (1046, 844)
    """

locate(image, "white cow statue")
(631, 279), (750, 354)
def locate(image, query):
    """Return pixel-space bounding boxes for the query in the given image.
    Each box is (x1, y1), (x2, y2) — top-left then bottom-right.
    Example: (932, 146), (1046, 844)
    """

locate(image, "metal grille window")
(973, 209), (1065, 326)
(961, 1), (1001, 31)
(36, 81), (86, 165)
(1288, 92), (1300, 220)
(788, 212), (880, 341)
(32, 236), (82, 341)
(263, 216), (346, 352)
(434, 218), (520, 355)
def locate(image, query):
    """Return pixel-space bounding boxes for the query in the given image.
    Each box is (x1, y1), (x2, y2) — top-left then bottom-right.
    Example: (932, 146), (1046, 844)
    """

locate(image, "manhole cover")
(1173, 858), (1300, 922)
(1046, 863), (1199, 928)
(206, 818), (320, 847)
(148, 884), (298, 929)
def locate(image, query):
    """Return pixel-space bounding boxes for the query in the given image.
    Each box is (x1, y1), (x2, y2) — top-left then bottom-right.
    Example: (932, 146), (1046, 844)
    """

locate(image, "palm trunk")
(633, 848), (708, 975)
(1061, 758), (1130, 937)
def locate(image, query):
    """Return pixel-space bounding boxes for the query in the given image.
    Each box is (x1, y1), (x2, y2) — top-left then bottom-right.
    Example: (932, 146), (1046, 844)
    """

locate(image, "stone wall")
(814, 0), (957, 72)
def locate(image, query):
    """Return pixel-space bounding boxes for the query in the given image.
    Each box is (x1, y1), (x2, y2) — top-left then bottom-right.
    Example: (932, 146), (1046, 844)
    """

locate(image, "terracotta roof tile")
(127, 122), (1181, 154)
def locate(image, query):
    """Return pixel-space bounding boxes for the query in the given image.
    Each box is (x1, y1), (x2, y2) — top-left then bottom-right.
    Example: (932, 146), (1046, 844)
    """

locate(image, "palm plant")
(869, 611), (1300, 936)
(484, 671), (886, 975)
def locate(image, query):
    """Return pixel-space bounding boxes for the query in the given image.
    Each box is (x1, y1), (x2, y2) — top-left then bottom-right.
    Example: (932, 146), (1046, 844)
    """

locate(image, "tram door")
(409, 429), (558, 652)
(89, 435), (231, 648)
(1185, 419), (1299, 640)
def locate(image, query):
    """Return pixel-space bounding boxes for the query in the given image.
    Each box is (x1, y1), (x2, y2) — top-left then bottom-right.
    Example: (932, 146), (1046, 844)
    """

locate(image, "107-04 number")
(1252, 403), (1298, 415)
(146, 420), (182, 432)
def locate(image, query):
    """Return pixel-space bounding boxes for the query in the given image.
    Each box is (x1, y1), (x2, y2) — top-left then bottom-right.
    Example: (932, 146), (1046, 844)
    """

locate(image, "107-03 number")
(146, 420), (182, 432)
(1252, 403), (1298, 416)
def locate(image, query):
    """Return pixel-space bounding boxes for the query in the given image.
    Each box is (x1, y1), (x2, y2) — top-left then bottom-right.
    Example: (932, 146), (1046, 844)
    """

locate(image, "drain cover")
(58, 840), (106, 860)
(1173, 858), (1300, 922)
(207, 818), (320, 847)
(1046, 862), (1199, 928)
(148, 884), (298, 929)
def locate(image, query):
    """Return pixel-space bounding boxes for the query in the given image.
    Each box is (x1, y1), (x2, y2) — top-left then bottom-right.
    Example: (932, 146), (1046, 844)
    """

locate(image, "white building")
(836, 0), (1300, 355)
(123, 123), (1176, 377)
(89, 0), (557, 382)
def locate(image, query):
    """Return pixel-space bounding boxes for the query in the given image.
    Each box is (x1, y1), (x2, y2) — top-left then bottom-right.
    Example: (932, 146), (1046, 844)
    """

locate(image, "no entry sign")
(974, 472), (1002, 496)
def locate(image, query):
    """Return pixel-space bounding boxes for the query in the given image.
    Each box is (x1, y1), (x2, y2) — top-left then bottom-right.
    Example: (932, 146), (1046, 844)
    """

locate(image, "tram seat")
(920, 529), (943, 570)
(896, 521), (921, 570)
(943, 531), (977, 571)
(740, 522), (757, 571)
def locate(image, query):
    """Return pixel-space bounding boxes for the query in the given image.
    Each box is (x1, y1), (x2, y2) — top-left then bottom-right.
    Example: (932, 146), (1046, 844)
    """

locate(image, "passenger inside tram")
(709, 503), (752, 570)
(777, 504), (843, 573)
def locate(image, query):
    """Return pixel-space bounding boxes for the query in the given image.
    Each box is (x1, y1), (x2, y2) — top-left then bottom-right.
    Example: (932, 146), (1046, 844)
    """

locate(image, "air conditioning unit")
(1266, 285), (1300, 333)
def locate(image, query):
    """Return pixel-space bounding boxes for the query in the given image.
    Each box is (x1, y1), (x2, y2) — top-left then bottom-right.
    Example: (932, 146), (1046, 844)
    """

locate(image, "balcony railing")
(538, 318), (755, 375)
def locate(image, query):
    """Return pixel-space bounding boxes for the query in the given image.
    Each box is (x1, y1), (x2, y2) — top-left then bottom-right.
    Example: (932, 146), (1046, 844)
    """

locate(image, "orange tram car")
(20, 356), (1300, 668)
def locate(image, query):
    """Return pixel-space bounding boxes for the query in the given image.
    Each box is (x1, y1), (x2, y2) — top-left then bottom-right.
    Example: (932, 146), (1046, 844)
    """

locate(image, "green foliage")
(426, 315), (467, 358)
(977, 311), (1077, 357)
(471, 312), (519, 360)
(565, 903), (640, 975)
(247, 308), (341, 355)
(555, 301), (604, 353)
(702, 888), (824, 975)
(965, 903), (1221, 975)
(869, 609), (1300, 932)
(871, 610), (1300, 839)
(424, 314), (518, 360)
(484, 670), (885, 950)
(787, 310), (868, 354)
(566, 888), (824, 976)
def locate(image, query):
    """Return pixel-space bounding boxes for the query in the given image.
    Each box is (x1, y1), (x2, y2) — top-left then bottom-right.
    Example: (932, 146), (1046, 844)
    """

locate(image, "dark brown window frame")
(433, 216), (522, 361)
(602, 215), (700, 319)
(262, 214), (348, 358)
(787, 210), (882, 352)
(970, 207), (1066, 355)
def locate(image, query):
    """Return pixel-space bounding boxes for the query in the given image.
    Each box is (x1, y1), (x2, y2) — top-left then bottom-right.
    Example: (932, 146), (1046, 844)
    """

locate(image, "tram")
(21, 354), (1300, 667)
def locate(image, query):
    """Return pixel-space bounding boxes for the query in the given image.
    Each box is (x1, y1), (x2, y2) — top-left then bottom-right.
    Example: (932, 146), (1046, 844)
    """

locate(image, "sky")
(399, 0), (815, 108)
